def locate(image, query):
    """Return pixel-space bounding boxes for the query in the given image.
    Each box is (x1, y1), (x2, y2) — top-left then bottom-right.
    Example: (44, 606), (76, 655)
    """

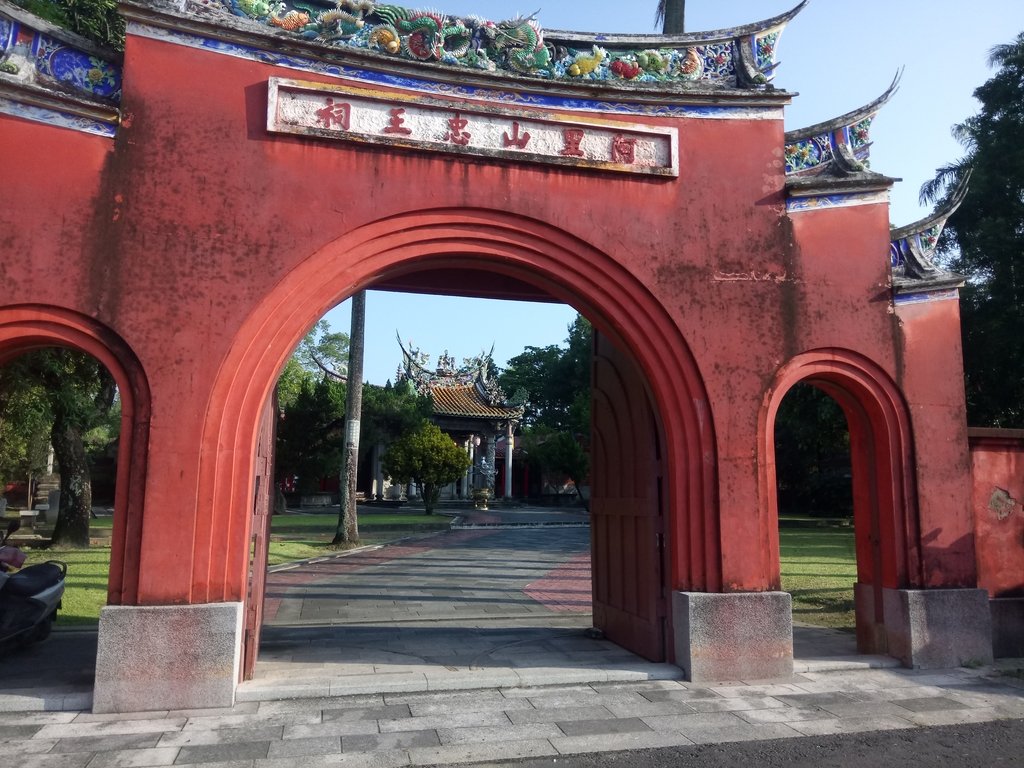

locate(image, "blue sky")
(322, 0), (1024, 384)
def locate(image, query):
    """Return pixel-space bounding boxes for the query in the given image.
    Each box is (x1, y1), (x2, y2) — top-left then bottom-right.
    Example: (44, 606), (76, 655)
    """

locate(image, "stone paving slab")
(2, 664), (1024, 766)
(3, 518), (1024, 766)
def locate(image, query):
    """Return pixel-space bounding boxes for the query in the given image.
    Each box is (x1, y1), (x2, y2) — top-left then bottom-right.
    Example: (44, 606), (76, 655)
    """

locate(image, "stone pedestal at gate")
(672, 591), (794, 682)
(93, 603), (243, 713)
(881, 588), (993, 669)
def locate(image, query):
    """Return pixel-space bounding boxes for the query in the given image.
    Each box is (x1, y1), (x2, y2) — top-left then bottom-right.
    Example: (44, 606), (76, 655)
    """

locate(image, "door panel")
(590, 331), (666, 662)
(241, 392), (276, 681)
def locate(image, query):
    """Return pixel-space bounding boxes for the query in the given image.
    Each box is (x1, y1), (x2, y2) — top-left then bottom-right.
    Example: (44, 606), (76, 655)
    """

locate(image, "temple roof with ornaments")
(396, 335), (523, 426)
(0, 0), (966, 300)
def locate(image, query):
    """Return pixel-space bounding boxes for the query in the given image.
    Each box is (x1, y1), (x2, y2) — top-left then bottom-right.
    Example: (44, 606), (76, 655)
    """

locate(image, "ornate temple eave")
(889, 177), (970, 290)
(0, 77), (120, 136)
(787, 170), (896, 197)
(892, 272), (965, 296)
(785, 170), (895, 214)
(1, 0), (123, 126)
(547, 1), (808, 47)
(785, 71), (899, 142)
(890, 175), (970, 242)
(783, 72), (900, 178)
(120, 0), (796, 105)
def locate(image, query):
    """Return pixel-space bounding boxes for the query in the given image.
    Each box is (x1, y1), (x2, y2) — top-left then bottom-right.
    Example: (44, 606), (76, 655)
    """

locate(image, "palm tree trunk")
(656, 0), (685, 33)
(333, 291), (365, 545)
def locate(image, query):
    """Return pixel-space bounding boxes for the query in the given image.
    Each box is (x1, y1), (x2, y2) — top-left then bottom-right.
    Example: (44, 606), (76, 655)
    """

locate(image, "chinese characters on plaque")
(267, 77), (678, 177)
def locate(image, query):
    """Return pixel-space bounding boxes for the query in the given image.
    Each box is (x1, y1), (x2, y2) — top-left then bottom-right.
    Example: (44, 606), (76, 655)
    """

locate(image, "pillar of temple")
(504, 422), (514, 499)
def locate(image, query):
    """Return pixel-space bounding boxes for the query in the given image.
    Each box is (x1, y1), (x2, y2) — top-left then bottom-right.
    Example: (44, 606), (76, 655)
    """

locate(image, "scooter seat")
(3, 562), (65, 597)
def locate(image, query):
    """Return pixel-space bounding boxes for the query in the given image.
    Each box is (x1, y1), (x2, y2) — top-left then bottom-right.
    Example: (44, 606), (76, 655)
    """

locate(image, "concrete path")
(2, 667), (1024, 767)
(2, 512), (1023, 766)
(248, 523), (683, 699)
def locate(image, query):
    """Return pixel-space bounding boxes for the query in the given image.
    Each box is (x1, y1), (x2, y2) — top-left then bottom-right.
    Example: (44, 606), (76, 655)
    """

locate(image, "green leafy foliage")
(654, 0), (685, 33)
(381, 421), (471, 513)
(498, 314), (591, 434)
(14, 0), (125, 52)
(0, 377), (51, 491)
(521, 428), (590, 508)
(275, 376), (347, 494)
(296, 319), (350, 381)
(0, 349), (116, 546)
(360, 380), (431, 448)
(774, 384), (853, 518)
(921, 33), (1024, 427)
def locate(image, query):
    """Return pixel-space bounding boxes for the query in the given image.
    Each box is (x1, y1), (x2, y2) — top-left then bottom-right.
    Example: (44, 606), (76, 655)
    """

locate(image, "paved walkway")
(1, 511), (1022, 766)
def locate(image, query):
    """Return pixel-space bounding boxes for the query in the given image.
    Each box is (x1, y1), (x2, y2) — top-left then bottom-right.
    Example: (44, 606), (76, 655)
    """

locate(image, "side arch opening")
(761, 350), (920, 657)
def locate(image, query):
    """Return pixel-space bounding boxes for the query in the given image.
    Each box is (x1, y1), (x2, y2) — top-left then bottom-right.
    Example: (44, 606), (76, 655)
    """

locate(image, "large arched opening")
(760, 350), (919, 659)
(0, 305), (151, 694)
(194, 208), (721, 680)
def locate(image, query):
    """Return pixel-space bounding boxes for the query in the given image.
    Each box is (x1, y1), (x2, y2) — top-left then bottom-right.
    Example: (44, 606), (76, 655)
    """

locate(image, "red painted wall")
(970, 430), (1024, 597)
(0, 24), (980, 607)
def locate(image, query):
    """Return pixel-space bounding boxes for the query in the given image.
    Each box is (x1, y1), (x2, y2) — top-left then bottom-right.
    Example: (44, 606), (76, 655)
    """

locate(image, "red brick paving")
(523, 552), (592, 612)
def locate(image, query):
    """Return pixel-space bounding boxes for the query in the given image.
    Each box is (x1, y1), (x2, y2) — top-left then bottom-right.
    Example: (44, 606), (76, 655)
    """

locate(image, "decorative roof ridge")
(0, 75), (120, 117)
(783, 72), (901, 178)
(787, 169), (896, 195)
(890, 173), (969, 240)
(546, 1), (809, 46)
(130, 0), (800, 89)
(889, 174), (970, 288)
(785, 70), (900, 142)
(0, 0), (121, 63)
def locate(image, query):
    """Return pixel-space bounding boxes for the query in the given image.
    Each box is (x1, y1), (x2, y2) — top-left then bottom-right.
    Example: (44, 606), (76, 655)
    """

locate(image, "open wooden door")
(590, 331), (667, 661)
(241, 391), (276, 681)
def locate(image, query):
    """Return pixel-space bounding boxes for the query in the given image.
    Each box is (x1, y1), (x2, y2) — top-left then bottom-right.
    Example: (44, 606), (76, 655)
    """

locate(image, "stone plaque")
(267, 77), (679, 177)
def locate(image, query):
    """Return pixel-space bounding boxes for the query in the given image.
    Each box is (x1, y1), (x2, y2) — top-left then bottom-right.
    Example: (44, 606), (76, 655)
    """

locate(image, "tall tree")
(275, 376), (347, 494)
(655, 0), (685, 33)
(334, 291), (365, 545)
(921, 33), (1024, 427)
(1, 350), (116, 546)
(499, 315), (592, 434)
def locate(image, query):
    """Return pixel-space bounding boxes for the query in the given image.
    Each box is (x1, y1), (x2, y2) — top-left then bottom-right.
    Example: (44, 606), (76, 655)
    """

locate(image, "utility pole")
(333, 290), (365, 545)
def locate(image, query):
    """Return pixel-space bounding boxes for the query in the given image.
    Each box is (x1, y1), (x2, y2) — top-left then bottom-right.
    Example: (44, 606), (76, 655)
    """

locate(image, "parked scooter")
(0, 520), (66, 649)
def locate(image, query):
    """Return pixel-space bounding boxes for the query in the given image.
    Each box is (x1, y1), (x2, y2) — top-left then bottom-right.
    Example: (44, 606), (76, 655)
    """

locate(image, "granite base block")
(93, 602), (243, 713)
(883, 588), (993, 669)
(672, 591), (793, 682)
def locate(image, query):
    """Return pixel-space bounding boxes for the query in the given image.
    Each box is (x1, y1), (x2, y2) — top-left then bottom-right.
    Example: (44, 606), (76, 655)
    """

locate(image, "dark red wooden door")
(590, 331), (667, 661)
(241, 392), (276, 681)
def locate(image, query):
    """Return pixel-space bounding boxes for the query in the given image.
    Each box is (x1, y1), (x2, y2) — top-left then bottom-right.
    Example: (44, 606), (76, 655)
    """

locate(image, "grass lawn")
(780, 526), (857, 630)
(15, 514), (858, 632)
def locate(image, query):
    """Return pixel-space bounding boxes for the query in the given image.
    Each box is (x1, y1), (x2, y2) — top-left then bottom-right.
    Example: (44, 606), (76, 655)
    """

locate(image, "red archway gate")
(1, 0), (993, 711)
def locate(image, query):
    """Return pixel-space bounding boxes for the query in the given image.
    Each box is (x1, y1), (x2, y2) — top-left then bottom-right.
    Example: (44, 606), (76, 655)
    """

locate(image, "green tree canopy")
(14, 0), (125, 51)
(922, 33), (1024, 426)
(498, 314), (592, 434)
(381, 421), (471, 514)
(1, 349), (116, 545)
(521, 429), (590, 510)
(275, 375), (346, 495)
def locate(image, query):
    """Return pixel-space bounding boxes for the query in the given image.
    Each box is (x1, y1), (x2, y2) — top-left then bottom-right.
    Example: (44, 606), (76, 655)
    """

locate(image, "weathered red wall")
(970, 430), (1024, 597)
(897, 299), (976, 586)
(0, 24), (980, 608)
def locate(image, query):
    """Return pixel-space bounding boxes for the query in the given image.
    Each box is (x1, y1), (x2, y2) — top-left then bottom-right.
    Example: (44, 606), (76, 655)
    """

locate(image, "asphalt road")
(460, 718), (1024, 767)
